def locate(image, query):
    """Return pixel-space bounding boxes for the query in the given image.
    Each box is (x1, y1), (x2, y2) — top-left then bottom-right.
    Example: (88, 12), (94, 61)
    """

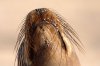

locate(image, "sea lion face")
(17, 8), (81, 66)
(25, 8), (60, 52)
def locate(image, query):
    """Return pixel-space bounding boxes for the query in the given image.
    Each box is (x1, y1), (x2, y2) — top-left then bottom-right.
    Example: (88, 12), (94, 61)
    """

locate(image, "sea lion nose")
(35, 8), (47, 15)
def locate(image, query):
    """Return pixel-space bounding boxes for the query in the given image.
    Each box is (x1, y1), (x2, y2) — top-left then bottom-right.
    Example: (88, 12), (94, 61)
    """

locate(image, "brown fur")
(16, 8), (84, 66)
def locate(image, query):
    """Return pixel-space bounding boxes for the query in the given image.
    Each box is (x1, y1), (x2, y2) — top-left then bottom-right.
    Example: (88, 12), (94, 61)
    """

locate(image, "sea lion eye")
(32, 23), (36, 30)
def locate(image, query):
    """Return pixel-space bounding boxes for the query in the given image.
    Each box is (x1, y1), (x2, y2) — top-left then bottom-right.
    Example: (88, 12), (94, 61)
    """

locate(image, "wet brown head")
(16, 8), (83, 66)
